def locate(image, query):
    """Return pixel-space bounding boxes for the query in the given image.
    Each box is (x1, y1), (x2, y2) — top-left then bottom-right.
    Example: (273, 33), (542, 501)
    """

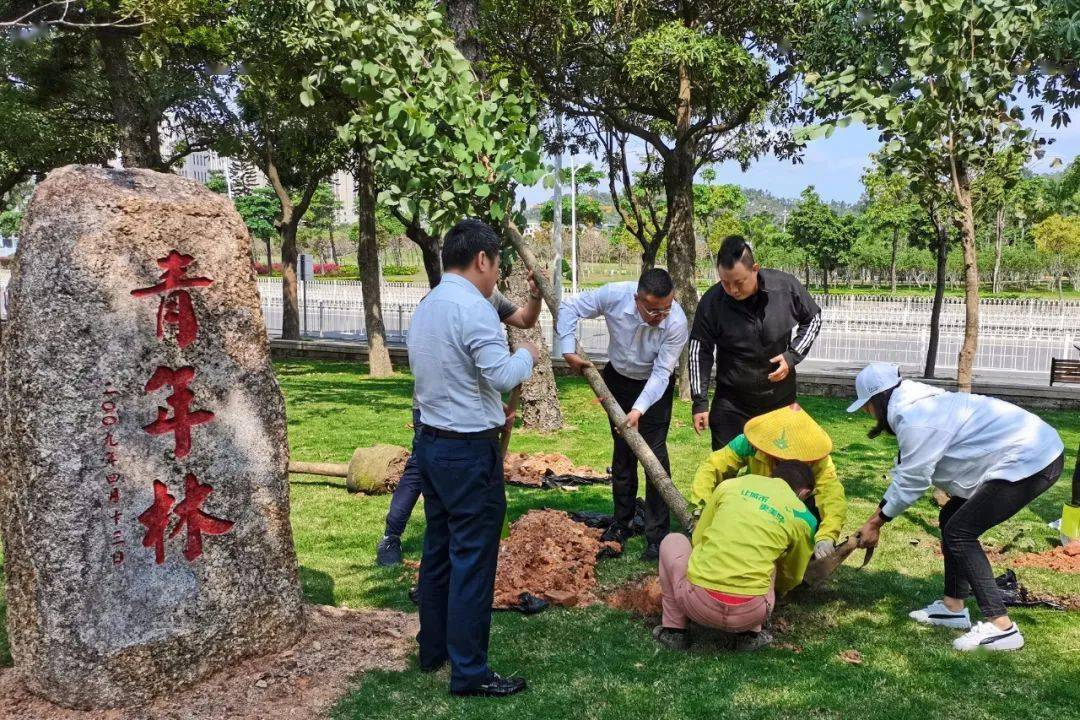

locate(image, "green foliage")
(382, 263), (418, 276)
(540, 196), (604, 226)
(233, 186), (280, 240)
(205, 170), (229, 194)
(302, 183), (341, 234)
(0, 210), (22, 239)
(301, 2), (543, 231)
(789, 186), (855, 281)
(1034, 213), (1080, 261)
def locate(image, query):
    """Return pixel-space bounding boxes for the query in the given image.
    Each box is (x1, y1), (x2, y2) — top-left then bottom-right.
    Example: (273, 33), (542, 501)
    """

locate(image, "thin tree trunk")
(952, 164), (979, 393)
(405, 219), (442, 288)
(96, 31), (162, 169)
(667, 60), (698, 403)
(264, 237), (272, 272)
(356, 149), (392, 377)
(890, 226), (899, 293)
(265, 154), (319, 340)
(329, 227), (337, 266)
(499, 260), (562, 431)
(924, 209), (948, 379)
(822, 267), (830, 295)
(992, 206), (1004, 294)
(640, 242), (660, 272)
(804, 261), (811, 289)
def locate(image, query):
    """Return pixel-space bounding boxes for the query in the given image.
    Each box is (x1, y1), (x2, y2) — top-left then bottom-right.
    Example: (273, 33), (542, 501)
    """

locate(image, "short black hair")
(867, 382), (900, 439)
(772, 460), (815, 494)
(717, 235), (755, 269)
(441, 219), (500, 270)
(637, 268), (674, 298)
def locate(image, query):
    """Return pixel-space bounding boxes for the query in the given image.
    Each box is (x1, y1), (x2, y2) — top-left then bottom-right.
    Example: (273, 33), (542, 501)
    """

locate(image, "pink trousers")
(658, 533), (773, 633)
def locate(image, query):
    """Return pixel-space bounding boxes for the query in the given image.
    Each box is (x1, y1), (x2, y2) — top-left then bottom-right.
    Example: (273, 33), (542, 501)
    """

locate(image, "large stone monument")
(0, 165), (304, 709)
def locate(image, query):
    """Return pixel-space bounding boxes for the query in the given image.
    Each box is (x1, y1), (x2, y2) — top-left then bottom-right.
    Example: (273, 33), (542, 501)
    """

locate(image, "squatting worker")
(689, 235), (822, 450)
(849, 362), (1065, 653)
(376, 274), (542, 567)
(653, 461), (817, 653)
(692, 403), (847, 560)
(407, 219), (539, 697)
(557, 269), (688, 561)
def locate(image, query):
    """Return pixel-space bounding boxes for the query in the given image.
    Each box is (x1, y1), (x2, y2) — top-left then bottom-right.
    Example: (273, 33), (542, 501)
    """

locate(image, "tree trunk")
(640, 242), (659, 272)
(952, 164), (979, 393)
(992, 206), (1004, 294)
(822, 267), (830, 295)
(666, 61), (698, 403)
(279, 222), (301, 340)
(329, 227), (337, 266)
(96, 31), (162, 170)
(445, 0), (483, 66)
(406, 219), (442, 288)
(356, 149), (393, 377)
(499, 260), (562, 431)
(264, 237), (273, 272)
(804, 261), (811, 289)
(890, 226), (899, 293)
(924, 211), (948, 379)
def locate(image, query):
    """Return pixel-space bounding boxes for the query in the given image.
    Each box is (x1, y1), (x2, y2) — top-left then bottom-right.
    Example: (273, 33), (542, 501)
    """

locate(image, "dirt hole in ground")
(1008, 542), (1080, 574)
(0, 605), (417, 720)
(604, 576), (662, 617)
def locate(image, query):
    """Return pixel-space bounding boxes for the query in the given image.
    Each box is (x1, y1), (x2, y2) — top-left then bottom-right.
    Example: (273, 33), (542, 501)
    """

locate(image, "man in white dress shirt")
(557, 269), (689, 561)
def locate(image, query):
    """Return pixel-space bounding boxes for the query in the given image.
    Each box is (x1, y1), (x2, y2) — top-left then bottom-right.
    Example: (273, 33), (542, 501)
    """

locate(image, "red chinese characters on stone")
(143, 366), (214, 458)
(170, 473), (234, 562)
(138, 474), (233, 564)
(130, 250), (213, 348)
(138, 480), (174, 565)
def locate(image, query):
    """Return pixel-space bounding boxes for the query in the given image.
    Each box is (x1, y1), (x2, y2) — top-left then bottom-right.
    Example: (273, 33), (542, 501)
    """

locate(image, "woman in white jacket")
(848, 363), (1065, 652)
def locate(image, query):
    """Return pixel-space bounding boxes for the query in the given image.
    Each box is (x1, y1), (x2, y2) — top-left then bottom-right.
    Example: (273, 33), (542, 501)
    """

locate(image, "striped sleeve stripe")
(689, 338), (700, 396)
(794, 313), (822, 356)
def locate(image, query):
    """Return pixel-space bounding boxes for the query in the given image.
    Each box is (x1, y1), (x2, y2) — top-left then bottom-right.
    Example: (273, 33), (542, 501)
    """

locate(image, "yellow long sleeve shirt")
(691, 434), (847, 544)
(688, 474), (816, 596)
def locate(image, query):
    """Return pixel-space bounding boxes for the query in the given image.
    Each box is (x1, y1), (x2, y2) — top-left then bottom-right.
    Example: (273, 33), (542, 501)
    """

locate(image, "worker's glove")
(814, 539), (836, 560)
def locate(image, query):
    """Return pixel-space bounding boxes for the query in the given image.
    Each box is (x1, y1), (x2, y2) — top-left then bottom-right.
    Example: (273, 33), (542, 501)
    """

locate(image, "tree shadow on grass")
(299, 565), (337, 606)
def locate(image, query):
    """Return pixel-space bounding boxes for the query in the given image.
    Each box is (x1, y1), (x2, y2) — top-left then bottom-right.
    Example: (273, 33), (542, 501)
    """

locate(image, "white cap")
(847, 362), (902, 413)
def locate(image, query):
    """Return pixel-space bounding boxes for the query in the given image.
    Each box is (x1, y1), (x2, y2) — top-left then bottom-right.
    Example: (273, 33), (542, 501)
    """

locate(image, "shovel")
(803, 531), (875, 587)
(1060, 444), (1080, 543)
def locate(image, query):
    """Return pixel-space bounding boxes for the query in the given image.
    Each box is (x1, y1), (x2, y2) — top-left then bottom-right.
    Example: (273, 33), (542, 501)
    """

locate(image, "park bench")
(1050, 357), (1080, 386)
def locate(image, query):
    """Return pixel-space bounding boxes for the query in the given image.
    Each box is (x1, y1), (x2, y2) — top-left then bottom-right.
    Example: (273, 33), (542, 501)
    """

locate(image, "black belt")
(422, 426), (501, 440)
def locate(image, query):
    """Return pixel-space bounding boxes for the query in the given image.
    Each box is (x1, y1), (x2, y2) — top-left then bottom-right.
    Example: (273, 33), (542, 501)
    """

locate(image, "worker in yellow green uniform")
(692, 403), (846, 560)
(654, 461), (817, 652)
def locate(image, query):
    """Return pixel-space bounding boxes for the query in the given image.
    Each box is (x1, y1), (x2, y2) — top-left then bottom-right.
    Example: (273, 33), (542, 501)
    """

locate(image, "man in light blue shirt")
(406, 219), (537, 698)
(557, 269), (688, 561)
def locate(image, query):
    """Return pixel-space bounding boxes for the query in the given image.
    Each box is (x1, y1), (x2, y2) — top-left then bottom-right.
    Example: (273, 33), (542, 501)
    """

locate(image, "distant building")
(0, 236), (16, 257)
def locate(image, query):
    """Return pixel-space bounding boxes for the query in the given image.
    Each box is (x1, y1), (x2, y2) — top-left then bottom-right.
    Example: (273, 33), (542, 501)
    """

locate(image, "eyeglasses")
(635, 295), (673, 319)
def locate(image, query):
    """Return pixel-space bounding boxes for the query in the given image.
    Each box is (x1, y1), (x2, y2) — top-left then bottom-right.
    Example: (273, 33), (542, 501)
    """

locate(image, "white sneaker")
(909, 600), (971, 629)
(953, 622), (1024, 652)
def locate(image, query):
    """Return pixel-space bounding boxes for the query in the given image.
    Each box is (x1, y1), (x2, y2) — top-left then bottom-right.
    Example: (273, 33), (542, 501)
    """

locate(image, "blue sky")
(520, 114), (1080, 207)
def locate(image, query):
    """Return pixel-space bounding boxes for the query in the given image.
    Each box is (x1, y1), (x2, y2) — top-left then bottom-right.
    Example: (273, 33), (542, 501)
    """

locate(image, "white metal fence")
(4, 274), (1078, 374)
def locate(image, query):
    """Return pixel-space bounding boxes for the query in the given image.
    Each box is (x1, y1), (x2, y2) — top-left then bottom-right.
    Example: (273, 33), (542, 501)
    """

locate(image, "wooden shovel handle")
(500, 385), (523, 457)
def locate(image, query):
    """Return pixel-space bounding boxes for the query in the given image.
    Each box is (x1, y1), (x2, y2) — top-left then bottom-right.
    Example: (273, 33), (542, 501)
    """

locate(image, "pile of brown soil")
(0, 605), (417, 720)
(503, 452), (604, 487)
(604, 575), (662, 617)
(1008, 541), (1080, 573)
(493, 509), (620, 608)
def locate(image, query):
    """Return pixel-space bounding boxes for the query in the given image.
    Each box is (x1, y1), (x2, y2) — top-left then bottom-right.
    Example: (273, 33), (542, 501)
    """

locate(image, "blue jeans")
(414, 429), (506, 691)
(384, 409), (423, 537)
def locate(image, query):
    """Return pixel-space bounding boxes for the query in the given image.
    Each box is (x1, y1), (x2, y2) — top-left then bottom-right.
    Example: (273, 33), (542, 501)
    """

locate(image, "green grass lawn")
(1, 360), (1078, 719)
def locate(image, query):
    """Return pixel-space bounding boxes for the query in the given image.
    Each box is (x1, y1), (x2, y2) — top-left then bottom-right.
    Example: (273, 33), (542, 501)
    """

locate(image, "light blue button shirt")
(407, 273), (534, 432)
(556, 281), (688, 414)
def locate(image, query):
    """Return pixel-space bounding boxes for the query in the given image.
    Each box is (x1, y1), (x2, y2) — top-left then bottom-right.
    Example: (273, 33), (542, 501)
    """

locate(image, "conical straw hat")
(744, 403), (832, 462)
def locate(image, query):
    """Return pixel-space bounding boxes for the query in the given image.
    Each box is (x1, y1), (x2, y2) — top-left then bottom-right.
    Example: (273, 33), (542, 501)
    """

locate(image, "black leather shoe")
(600, 523), (631, 545)
(451, 673), (527, 697)
(640, 541), (660, 562)
(420, 658), (447, 673)
(375, 534), (403, 566)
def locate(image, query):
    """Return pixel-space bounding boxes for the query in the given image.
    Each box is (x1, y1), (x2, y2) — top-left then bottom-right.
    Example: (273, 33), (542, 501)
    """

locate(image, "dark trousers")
(414, 429), (506, 691)
(708, 390), (796, 451)
(384, 408), (423, 537)
(939, 454), (1064, 619)
(602, 363), (673, 544)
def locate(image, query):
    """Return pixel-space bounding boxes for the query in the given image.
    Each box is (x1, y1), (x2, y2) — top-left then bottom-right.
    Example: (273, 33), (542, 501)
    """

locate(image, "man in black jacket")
(689, 235), (822, 450)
